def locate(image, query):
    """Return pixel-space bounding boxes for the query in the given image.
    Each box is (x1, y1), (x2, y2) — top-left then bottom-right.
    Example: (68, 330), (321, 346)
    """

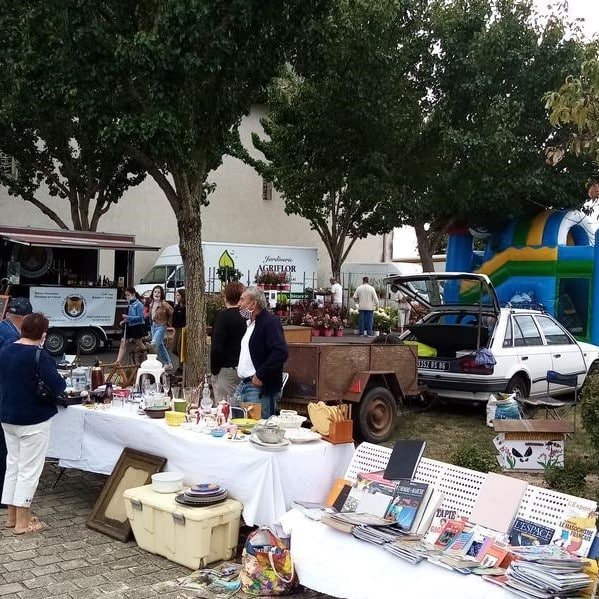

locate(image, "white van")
(137, 241), (318, 302)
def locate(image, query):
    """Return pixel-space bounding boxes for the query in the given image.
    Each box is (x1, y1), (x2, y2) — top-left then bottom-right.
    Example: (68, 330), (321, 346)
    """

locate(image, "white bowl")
(151, 472), (183, 493)
(274, 414), (307, 429)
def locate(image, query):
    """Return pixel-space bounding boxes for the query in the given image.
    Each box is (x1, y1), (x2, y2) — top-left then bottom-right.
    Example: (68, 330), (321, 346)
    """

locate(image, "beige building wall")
(0, 107), (387, 284)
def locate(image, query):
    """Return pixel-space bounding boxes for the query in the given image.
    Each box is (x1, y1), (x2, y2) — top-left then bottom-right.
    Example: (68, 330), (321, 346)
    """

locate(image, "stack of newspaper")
(352, 524), (405, 545)
(504, 546), (591, 598)
(384, 539), (440, 565)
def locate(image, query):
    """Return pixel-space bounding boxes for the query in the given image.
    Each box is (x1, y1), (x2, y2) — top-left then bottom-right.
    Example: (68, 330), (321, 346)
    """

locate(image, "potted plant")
(330, 315), (347, 337)
(216, 265), (243, 286)
(302, 313), (320, 336)
(255, 271), (278, 289)
(320, 313), (334, 337)
(276, 272), (290, 290)
(275, 293), (289, 316)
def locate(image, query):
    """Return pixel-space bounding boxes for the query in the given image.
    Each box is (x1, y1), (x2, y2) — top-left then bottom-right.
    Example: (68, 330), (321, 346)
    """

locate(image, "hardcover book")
(385, 480), (429, 532)
(509, 517), (554, 546)
(383, 439), (427, 481)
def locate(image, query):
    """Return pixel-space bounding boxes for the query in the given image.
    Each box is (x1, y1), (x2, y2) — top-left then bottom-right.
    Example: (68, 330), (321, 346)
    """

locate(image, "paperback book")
(385, 480), (429, 532)
(434, 519), (467, 550)
(423, 508), (467, 546)
(509, 517), (554, 547)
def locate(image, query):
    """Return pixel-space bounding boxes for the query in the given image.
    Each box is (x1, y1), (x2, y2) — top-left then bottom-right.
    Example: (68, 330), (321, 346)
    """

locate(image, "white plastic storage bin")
(123, 484), (243, 569)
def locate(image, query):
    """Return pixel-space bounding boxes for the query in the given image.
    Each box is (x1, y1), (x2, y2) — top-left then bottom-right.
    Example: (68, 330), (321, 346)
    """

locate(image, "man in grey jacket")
(352, 277), (379, 336)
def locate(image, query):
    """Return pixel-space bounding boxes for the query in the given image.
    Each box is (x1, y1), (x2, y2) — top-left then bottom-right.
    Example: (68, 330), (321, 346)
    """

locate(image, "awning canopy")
(0, 226), (159, 251)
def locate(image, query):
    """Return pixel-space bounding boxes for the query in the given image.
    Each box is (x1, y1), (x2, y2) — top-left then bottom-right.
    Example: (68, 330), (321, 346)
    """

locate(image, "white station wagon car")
(386, 273), (599, 404)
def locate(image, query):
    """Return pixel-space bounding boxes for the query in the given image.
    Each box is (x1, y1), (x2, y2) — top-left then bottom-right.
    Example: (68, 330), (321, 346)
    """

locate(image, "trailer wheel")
(46, 330), (67, 356)
(356, 387), (397, 443)
(77, 329), (101, 355)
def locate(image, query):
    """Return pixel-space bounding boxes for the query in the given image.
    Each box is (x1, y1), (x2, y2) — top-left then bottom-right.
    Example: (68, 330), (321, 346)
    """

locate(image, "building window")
(0, 151), (17, 178)
(262, 178), (273, 201)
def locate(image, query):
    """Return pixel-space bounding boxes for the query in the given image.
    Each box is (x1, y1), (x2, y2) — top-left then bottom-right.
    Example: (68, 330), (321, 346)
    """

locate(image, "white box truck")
(136, 242), (319, 302)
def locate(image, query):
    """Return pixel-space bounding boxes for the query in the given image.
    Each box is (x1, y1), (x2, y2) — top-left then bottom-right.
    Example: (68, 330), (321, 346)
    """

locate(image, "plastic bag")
(240, 528), (297, 596)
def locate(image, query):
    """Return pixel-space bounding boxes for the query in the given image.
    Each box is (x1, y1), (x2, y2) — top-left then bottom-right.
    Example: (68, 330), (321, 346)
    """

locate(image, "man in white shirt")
(329, 277), (343, 309)
(236, 287), (288, 418)
(352, 277), (379, 336)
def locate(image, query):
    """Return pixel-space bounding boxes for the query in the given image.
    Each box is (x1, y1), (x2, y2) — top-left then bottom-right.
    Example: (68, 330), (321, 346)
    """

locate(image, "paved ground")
(0, 465), (330, 599)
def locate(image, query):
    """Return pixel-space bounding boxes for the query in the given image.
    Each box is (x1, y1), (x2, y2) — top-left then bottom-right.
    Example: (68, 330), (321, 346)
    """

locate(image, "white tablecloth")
(47, 406), (354, 527)
(280, 510), (513, 599)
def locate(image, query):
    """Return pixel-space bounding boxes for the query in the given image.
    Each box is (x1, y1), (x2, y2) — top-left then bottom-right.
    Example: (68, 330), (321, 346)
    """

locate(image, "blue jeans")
(235, 380), (281, 419)
(151, 323), (171, 366)
(358, 310), (374, 335)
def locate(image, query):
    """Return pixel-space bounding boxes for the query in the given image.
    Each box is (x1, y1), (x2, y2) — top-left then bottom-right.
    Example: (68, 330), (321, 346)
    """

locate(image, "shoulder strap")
(35, 347), (42, 370)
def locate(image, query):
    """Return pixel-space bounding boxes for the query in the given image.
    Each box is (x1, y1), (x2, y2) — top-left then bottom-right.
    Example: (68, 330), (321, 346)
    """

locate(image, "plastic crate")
(123, 485), (243, 569)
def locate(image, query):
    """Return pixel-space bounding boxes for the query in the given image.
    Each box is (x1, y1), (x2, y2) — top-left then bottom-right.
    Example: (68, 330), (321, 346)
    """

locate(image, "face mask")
(239, 307), (253, 320)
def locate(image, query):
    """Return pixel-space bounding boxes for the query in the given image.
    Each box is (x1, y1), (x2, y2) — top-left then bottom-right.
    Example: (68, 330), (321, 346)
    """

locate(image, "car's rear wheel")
(505, 374), (528, 398)
(356, 387), (397, 443)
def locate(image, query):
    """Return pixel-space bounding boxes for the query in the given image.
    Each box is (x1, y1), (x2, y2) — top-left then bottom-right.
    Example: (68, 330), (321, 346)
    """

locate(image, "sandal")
(13, 516), (47, 535)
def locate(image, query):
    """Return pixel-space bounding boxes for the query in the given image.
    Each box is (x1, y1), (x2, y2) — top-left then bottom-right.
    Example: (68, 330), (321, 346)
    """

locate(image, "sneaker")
(362, 331), (367, 337)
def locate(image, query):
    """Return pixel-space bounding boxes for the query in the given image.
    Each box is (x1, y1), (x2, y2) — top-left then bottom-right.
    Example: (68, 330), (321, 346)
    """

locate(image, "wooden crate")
(493, 420), (574, 471)
(283, 326), (312, 344)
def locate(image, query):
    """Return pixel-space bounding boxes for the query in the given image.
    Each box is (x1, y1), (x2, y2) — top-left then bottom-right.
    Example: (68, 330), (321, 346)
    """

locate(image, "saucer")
(249, 437), (290, 452)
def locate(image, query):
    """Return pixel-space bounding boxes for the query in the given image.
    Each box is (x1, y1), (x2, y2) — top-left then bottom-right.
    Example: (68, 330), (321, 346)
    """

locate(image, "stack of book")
(487, 546), (592, 598)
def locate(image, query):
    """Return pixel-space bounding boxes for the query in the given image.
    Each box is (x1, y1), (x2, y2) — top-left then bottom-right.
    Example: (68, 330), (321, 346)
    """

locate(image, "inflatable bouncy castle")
(446, 210), (599, 343)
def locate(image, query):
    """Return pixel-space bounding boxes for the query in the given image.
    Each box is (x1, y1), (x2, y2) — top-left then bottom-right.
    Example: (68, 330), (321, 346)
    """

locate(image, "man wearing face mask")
(236, 287), (288, 418)
(0, 297), (33, 510)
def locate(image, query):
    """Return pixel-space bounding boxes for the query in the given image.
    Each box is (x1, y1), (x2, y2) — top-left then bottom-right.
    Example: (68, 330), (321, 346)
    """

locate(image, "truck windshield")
(140, 265), (174, 284)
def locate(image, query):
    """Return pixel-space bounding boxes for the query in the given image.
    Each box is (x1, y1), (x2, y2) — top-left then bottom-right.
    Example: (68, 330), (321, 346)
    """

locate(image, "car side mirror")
(166, 280), (176, 288)
(390, 284), (399, 293)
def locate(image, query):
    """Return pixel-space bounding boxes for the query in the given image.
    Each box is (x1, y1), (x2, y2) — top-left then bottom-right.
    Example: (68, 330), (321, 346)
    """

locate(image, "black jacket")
(210, 307), (247, 375)
(249, 309), (288, 396)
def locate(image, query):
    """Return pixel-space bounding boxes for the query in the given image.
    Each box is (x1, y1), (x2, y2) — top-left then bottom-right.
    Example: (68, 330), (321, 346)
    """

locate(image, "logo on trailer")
(63, 295), (86, 320)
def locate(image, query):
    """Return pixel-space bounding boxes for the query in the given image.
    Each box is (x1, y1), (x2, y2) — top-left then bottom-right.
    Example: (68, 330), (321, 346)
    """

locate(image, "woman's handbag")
(240, 528), (297, 596)
(35, 348), (63, 405)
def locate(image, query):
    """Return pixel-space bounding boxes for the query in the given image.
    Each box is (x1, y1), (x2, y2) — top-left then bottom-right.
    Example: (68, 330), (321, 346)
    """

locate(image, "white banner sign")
(30, 287), (117, 327)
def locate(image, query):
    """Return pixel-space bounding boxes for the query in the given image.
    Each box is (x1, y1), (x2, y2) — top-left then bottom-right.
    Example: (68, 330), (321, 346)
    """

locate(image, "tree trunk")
(414, 222), (435, 273)
(176, 188), (206, 387)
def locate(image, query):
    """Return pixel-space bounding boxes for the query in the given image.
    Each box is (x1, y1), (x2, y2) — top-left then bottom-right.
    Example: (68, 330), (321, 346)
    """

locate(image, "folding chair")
(517, 370), (579, 425)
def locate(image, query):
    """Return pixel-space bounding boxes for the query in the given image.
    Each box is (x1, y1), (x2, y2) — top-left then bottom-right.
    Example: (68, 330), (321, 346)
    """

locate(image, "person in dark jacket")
(0, 312), (66, 534)
(211, 282), (246, 402)
(236, 286), (288, 418)
(0, 297), (33, 510)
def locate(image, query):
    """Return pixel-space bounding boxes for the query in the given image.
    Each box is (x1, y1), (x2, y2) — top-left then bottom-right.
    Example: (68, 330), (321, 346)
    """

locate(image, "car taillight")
(457, 356), (494, 375)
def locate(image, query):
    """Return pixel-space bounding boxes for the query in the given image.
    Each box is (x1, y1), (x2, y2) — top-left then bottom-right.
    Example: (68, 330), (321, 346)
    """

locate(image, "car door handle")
(521, 356), (528, 361)
(554, 354), (561, 358)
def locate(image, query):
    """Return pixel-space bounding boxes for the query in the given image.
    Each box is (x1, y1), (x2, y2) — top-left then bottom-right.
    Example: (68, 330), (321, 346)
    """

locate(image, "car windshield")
(386, 273), (499, 313)
(140, 265), (173, 284)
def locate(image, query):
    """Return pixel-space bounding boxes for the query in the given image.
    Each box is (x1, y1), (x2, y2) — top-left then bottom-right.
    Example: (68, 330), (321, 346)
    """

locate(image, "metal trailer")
(279, 342), (419, 443)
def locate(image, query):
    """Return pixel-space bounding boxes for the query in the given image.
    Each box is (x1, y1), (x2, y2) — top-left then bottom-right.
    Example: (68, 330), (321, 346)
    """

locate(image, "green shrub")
(450, 442), (499, 474)
(581, 370), (599, 457)
(544, 460), (589, 497)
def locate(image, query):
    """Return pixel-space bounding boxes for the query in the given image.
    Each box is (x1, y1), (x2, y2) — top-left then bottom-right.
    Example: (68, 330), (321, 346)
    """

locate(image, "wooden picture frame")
(86, 448), (166, 542)
(0, 295), (9, 320)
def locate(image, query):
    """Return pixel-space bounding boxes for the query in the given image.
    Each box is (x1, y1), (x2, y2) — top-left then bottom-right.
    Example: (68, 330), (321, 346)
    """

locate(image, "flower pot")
(335, 329), (345, 337)
(323, 329), (334, 337)
(311, 328), (321, 337)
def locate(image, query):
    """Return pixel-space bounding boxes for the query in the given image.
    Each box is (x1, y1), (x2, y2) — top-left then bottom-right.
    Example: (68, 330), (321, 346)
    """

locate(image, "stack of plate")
(175, 483), (228, 507)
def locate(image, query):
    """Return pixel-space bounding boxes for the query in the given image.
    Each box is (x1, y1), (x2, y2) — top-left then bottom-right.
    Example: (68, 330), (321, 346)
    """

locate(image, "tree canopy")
(250, 0), (592, 271)
(6, 0), (327, 383)
(247, 0), (428, 276)
(545, 55), (599, 174)
(0, 4), (145, 230)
